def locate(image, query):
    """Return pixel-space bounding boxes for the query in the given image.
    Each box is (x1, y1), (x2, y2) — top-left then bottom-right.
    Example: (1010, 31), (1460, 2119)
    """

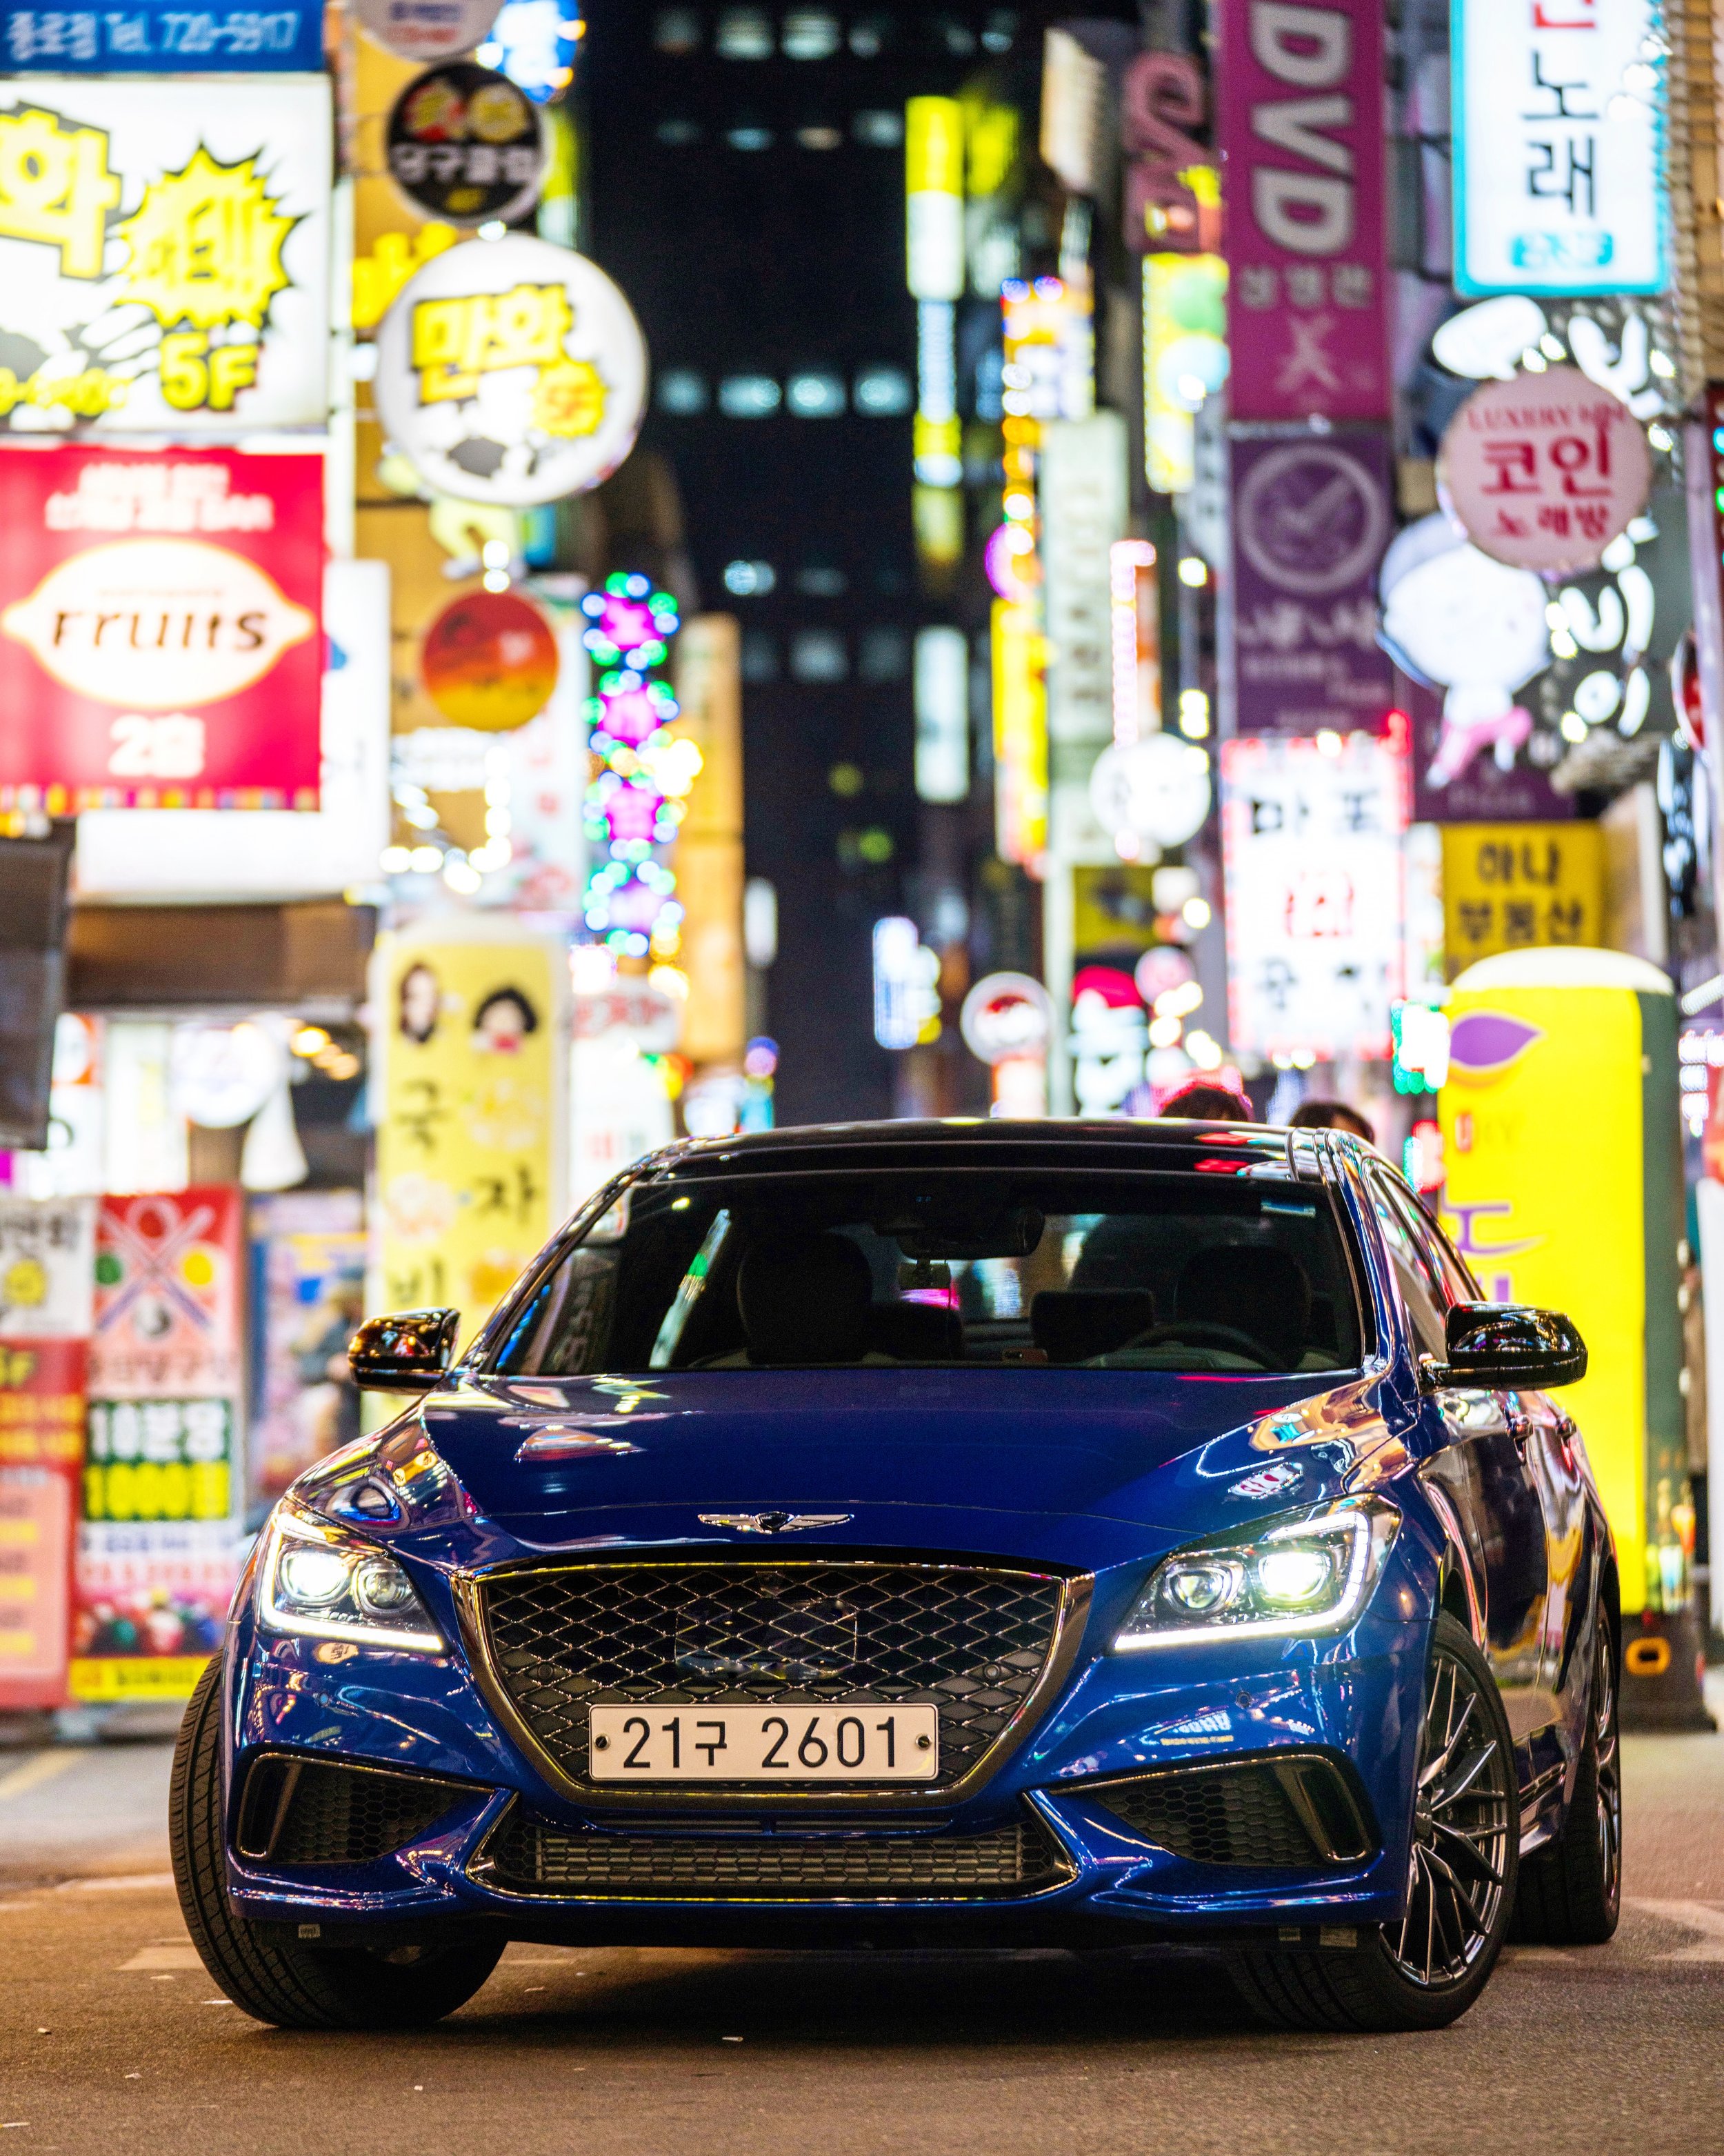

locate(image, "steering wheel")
(1130, 1319), (1285, 1370)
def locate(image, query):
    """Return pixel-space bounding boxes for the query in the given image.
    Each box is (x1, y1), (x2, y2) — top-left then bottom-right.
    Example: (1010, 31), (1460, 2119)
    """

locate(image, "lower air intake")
(482, 1805), (1071, 1899)
(237, 1755), (473, 1866)
(1092, 1757), (1374, 1869)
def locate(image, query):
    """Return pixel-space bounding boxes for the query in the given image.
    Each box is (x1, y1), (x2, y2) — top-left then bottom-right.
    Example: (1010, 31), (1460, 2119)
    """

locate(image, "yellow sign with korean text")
(373, 926), (568, 1345)
(1439, 821), (1603, 980)
(1439, 950), (1686, 1615)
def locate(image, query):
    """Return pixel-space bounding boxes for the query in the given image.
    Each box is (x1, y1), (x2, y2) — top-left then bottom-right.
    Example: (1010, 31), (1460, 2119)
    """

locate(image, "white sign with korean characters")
(0, 75), (331, 432)
(1452, 0), (1669, 298)
(1220, 730), (1408, 1061)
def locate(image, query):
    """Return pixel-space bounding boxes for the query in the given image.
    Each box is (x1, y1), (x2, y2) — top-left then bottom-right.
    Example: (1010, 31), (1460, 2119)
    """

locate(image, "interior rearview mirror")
(1422, 1302), (1587, 1392)
(348, 1308), (461, 1392)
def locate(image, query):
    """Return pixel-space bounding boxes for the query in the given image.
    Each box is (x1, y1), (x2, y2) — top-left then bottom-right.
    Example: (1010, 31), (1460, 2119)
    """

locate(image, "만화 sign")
(1221, 726), (1408, 1058)
(0, 443), (324, 810)
(0, 74), (331, 431)
(1452, 0), (1669, 298)
(1216, 0), (1390, 421)
(375, 233), (647, 508)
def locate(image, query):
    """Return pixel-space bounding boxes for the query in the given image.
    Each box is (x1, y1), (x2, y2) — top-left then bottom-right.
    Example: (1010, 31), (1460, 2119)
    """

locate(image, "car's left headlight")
(259, 1502), (445, 1655)
(1113, 1497), (1401, 1650)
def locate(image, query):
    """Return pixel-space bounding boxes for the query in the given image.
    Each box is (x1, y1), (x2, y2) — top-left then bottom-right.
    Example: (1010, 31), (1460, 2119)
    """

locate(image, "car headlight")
(259, 1503), (445, 1655)
(1113, 1497), (1400, 1650)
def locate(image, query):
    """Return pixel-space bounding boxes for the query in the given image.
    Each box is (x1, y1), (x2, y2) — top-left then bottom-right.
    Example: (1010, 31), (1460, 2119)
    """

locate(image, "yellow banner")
(1440, 821), (1603, 980)
(69, 1653), (213, 1702)
(374, 927), (567, 1344)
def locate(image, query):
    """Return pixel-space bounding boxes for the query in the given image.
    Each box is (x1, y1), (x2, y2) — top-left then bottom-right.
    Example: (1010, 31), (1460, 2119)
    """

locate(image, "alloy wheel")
(1384, 1637), (1515, 1988)
(1593, 1625), (1622, 1902)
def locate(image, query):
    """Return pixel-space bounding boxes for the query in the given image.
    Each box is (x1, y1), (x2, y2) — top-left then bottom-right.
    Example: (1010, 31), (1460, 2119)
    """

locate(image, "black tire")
(169, 1657), (505, 2030)
(1510, 1610), (1621, 1945)
(1229, 1613), (1519, 2033)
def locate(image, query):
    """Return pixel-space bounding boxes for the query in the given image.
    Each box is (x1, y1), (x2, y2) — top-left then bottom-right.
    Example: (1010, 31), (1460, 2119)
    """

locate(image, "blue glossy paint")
(215, 1120), (1614, 1952)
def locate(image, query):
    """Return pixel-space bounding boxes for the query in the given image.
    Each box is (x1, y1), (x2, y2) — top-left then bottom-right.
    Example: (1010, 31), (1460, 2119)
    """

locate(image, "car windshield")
(484, 1168), (1364, 1377)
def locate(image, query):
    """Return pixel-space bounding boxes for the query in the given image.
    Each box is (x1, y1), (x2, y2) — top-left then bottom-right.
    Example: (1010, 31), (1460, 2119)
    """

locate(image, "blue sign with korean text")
(0, 4), (323, 70)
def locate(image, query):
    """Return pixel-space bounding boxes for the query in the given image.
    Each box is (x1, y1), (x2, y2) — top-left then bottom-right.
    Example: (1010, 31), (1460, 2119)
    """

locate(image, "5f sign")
(1452, 0), (1669, 297)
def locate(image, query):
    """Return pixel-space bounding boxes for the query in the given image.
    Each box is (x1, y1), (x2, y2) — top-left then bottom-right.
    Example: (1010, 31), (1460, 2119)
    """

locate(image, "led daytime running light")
(259, 1504), (445, 1655)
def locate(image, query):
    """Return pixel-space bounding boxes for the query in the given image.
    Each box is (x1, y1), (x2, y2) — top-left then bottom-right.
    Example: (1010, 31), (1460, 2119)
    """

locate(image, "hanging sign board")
(375, 234), (648, 508)
(0, 444), (323, 810)
(0, 2), (323, 72)
(1452, 0), (1669, 298)
(1440, 821), (1604, 977)
(0, 76), (330, 432)
(1440, 370), (1652, 575)
(358, 0), (503, 62)
(387, 61), (545, 228)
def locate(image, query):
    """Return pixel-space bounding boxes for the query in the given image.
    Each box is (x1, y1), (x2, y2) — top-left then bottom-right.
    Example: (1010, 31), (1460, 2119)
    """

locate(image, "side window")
(1409, 1196), (1481, 1307)
(1365, 1169), (1448, 1359)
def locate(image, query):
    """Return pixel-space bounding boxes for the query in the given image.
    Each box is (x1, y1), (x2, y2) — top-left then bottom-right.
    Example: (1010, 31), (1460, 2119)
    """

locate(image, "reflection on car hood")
(297, 1368), (1403, 1573)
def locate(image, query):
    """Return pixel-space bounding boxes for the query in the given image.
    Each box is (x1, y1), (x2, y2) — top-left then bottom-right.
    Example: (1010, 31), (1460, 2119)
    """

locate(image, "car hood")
(299, 1368), (1407, 1575)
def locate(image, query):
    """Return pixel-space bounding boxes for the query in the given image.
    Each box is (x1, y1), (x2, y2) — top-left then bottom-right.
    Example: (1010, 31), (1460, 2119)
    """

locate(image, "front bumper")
(223, 1579), (1427, 1946)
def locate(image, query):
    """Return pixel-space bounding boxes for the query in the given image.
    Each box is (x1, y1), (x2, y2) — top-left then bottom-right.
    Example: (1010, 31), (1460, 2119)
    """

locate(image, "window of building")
(782, 10), (840, 58)
(723, 559), (776, 596)
(716, 8), (773, 57)
(982, 9), (1016, 52)
(790, 629), (849, 682)
(928, 14), (976, 54)
(657, 369), (709, 415)
(796, 125), (843, 150)
(654, 119), (703, 147)
(719, 375), (782, 418)
(785, 371), (845, 417)
(849, 14), (893, 54)
(726, 125), (775, 151)
(853, 109), (904, 147)
(653, 8), (701, 52)
(795, 564), (847, 597)
(741, 631), (779, 683)
(859, 626), (910, 682)
(854, 365), (912, 415)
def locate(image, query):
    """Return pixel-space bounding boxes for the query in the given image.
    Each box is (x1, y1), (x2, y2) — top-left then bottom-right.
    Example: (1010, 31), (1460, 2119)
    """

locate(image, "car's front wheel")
(169, 1658), (504, 2030)
(1230, 1612), (1519, 2032)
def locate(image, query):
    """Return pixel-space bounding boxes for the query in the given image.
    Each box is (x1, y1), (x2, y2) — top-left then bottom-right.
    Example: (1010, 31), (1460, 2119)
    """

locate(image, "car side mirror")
(348, 1308), (461, 1392)
(1420, 1302), (1587, 1392)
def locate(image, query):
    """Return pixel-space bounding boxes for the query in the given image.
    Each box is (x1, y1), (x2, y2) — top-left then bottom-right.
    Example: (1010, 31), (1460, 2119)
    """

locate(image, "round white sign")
(170, 1019), (285, 1128)
(1439, 366), (1652, 575)
(959, 972), (1052, 1066)
(357, 0), (505, 63)
(375, 235), (648, 508)
(1088, 735), (1212, 849)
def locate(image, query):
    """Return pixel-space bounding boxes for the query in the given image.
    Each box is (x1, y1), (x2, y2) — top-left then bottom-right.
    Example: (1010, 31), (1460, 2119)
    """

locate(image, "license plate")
(586, 1704), (940, 1782)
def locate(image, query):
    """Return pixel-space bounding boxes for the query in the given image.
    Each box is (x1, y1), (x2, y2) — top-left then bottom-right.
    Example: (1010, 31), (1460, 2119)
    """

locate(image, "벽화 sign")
(0, 443), (324, 810)
(1221, 726), (1409, 1058)
(1452, 0), (1669, 299)
(0, 75), (331, 431)
(374, 234), (648, 508)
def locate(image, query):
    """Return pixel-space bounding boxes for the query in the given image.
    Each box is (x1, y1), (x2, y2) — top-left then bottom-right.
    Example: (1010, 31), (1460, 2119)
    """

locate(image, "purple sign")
(1218, 0), (1390, 421)
(1403, 679), (1573, 824)
(1229, 429), (1394, 735)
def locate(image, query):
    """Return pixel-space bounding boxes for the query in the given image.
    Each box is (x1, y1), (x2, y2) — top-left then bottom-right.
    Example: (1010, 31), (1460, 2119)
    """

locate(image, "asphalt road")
(3, 1698), (1724, 2156)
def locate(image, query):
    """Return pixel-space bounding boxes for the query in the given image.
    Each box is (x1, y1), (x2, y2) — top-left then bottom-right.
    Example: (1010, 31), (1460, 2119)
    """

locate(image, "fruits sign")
(0, 443), (324, 809)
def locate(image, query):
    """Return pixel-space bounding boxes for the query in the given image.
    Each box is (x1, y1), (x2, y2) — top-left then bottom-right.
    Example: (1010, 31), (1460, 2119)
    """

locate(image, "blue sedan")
(168, 1118), (1620, 2033)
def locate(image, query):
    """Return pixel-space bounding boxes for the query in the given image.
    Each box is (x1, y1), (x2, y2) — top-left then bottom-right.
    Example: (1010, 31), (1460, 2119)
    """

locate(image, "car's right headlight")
(258, 1502), (445, 1655)
(1113, 1497), (1401, 1650)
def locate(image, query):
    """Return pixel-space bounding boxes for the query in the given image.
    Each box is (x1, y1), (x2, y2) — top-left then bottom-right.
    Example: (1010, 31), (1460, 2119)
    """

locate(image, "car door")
(1365, 1168), (1554, 1741)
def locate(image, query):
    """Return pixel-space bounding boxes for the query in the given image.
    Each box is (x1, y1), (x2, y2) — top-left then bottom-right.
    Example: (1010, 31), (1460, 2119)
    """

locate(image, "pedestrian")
(1288, 1098), (1376, 1145)
(1159, 1078), (1254, 1121)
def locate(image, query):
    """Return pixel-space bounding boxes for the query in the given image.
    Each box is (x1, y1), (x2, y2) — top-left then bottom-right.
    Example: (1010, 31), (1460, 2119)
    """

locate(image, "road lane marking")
(1627, 1897), (1724, 1961)
(0, 1753), (77, 1803)
(120, 1946), (201, 1970)
(57, 1874), (176, 1893)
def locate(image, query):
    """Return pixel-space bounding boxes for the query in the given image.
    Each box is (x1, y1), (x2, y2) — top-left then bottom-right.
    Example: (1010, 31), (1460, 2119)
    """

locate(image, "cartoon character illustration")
(472, 986), (539, 1055)
(397, 961), (442, 1045)
(1378, 514), (1550, 788)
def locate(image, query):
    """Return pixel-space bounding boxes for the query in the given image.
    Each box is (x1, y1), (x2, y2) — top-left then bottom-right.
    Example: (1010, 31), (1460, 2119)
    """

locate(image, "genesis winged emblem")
(697, 1510), (854, 1536)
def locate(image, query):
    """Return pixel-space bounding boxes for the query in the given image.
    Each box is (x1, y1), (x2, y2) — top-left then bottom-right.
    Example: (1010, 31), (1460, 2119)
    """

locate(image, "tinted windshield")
(485, 1168), (1364, 1377)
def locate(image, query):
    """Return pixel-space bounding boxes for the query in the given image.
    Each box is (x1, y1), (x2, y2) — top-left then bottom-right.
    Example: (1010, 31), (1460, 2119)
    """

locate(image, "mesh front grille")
(241, 1757), (470, 1866)
(485, 1806), (1070, 1898)
(1094, 1765), (1321, 1868)
(475, 1562), (1065, 1791)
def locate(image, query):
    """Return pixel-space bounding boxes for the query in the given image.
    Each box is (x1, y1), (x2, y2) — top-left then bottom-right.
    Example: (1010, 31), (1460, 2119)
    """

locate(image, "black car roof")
(632, 1117), (1352, 1184)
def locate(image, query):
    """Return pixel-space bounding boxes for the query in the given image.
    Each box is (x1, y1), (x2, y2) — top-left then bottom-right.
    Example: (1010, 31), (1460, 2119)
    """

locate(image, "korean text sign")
(1440, 821), (1603, 977)
(374, 926), (568, 1342)
(1, 4), (323, 70)
(1228, 430), (1394, 734)
(1452, 0), (1668, 298)
(1221, 726), (1408, 1058)
(1216, 0), (1390, 421)
(0, 74), (330, 430)
(0, 443), (324, 809)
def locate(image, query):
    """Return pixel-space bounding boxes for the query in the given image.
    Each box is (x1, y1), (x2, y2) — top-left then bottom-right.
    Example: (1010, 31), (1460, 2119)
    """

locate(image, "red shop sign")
(0, 443), (324, 810)
(1440, 368), (1652, 576)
